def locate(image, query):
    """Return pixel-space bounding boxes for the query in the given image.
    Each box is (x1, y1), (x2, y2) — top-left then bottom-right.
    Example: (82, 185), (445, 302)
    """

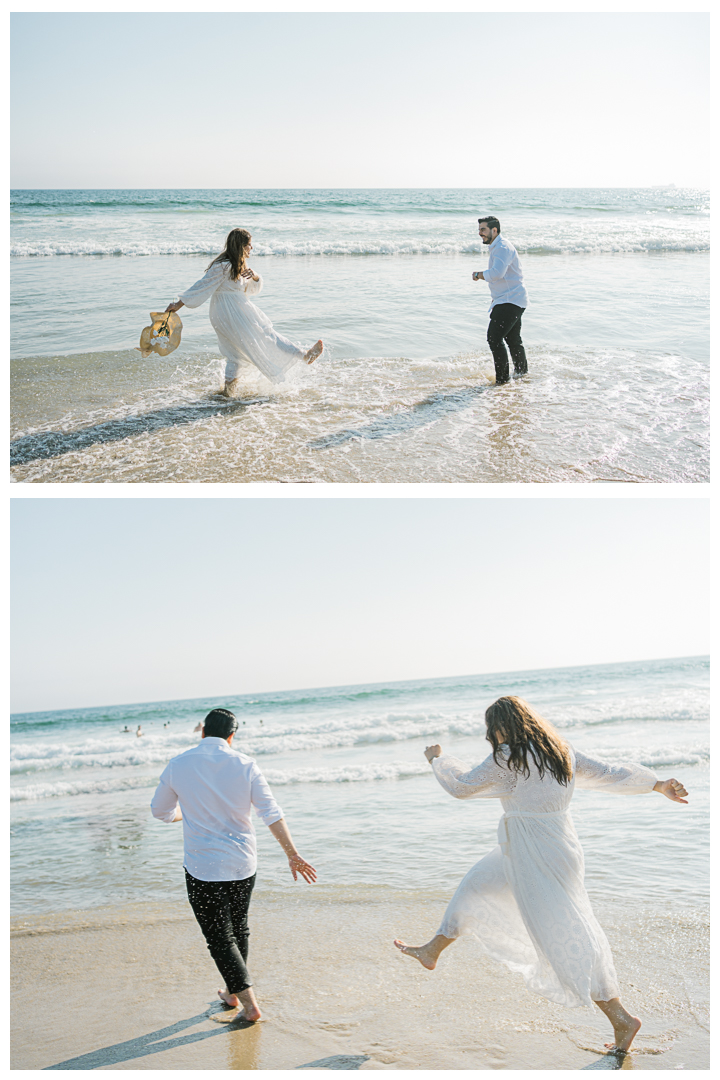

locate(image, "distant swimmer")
(164, 228), (323, 398)
(472, 216), (529, 386)
(122, 726), (131, 733)
(136, 725), (143, 737)
(193, 722), (203, 733)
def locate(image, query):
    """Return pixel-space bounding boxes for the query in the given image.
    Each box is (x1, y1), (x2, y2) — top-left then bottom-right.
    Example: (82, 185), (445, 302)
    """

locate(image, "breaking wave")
(10, 741), (708, 801)
(11, 236), (709, 258)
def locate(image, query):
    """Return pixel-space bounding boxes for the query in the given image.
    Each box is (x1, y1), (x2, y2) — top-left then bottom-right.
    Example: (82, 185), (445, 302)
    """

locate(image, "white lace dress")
(179, 261), (306, 382)
(432, 746), (658, 1008)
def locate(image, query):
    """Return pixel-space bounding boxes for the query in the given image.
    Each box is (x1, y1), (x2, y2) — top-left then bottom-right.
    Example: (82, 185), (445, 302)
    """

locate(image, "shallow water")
(10, 188), (709, 483)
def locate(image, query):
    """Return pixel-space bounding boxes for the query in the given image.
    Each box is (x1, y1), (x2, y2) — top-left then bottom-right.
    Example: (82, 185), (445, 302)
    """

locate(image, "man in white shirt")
(472, 216), (529, 385)
(151, 707), (316, 1022)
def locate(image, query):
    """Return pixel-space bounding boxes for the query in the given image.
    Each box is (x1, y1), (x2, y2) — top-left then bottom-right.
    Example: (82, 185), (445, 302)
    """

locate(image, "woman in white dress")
(164, 228), (323, 396)
(394, 696), (688, 1054)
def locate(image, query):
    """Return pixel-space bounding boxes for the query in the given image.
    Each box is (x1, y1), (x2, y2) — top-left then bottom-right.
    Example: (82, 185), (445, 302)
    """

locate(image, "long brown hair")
(485, 696), (572, 786)
(208, 228), (252, 281)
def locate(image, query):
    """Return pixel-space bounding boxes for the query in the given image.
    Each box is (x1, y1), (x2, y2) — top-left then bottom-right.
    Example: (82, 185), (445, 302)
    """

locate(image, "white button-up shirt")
(151, 737), (284, 882)
(482, 234), (528, 311)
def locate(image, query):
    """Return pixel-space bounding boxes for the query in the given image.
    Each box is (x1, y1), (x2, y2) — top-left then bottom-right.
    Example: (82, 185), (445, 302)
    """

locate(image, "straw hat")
(137, 311), (183, 358)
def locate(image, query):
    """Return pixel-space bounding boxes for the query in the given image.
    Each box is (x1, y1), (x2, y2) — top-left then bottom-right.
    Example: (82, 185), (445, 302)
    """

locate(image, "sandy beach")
(11, 886), (708, 1071)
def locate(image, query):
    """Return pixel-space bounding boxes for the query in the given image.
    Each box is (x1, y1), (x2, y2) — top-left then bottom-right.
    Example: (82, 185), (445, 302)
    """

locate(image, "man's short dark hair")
(203, 708), (238, 740)
(478, 216), (501, 233)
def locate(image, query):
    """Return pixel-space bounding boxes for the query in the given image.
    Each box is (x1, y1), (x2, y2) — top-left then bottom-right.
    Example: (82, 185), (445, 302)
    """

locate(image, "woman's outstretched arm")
(574, 749), (687, 799)
(425, 743), (517, 800)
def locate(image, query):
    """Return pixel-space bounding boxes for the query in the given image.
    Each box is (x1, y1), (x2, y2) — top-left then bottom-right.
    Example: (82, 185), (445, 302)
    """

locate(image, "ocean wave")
(263, 761), (429, 785)
(10, 237), (709, 257)
(9, 716), (480, 772)
(580, 744), (709, 770)
(10, 773), (158, 801)
(10, 697), (709, 777)
(10, 760), (431, 800)
(10, 742), (706, 801)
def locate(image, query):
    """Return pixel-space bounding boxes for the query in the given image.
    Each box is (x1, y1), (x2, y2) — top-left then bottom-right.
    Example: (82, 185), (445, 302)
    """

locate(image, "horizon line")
(10, 184), (705, 192)
(10, 653), (708, 719)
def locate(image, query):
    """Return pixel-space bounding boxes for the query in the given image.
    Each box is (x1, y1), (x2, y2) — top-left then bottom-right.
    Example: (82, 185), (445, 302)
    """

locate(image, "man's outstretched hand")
(288, 854), (317, 883)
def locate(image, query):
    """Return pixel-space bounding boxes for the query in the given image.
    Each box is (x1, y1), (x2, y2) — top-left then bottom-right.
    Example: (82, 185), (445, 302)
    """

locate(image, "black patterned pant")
(185, 869), (256, 994)
(487, 303), (528, 384)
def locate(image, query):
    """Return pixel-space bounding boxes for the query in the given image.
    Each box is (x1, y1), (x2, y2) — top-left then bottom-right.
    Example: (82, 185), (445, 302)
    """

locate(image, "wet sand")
(11, 887), (708, 1070)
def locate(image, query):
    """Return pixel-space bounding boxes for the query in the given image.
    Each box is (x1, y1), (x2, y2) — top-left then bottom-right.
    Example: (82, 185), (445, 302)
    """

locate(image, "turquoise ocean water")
(10, 188), (709, 482)
(10, 656), (708, 917)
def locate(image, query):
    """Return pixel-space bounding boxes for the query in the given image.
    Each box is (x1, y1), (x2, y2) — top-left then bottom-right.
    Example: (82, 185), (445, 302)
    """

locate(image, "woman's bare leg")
(393, 933), (455, 971)
(304, 340), (323, 364)
(594, 997), (641, 1052)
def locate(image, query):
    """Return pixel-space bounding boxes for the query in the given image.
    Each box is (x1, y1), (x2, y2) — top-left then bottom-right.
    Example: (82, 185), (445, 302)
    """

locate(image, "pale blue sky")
(11, 498), (709, 713)
(11, 12), (709, 188)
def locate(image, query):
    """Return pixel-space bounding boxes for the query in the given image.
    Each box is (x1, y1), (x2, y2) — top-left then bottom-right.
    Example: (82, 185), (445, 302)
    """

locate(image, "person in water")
(472, 216), (528, 385)
(165, 228), (323, 397)
(394, 695), (688, 1055)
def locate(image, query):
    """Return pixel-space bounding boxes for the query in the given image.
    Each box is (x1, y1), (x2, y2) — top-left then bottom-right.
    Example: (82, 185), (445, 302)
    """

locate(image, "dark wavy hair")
(485, 696), (572, 785)
(207, 228), (252, 281)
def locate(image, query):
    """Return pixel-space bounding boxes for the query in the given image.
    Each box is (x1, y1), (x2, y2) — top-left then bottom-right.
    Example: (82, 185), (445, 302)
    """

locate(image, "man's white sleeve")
(151, 768), (179, 822)
(250, 765), (284, 826)
(483, 247), (513, 282)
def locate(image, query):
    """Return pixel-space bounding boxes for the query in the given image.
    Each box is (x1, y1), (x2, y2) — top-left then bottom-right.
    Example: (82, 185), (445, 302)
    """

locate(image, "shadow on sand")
(581, 1049), (632, 1070)
(44, 1005), (254, 1070)
(10, 396), (264, 467)
(308, 384), (490, 450)
(296, 1055), (370, 1069)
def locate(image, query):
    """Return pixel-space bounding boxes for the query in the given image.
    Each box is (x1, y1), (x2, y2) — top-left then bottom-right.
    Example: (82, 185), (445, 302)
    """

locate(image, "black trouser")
(185, 869), (256, 994)
(487, 303), (528, 384)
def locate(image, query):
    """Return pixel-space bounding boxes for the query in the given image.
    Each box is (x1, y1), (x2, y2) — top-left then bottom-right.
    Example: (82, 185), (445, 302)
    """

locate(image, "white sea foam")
(10, 692), (708, 777)
(579, 743), (709, 770)
(9, 760), (431, 800)
(10, 234), (710, 258)
(11, 773), (159, 801)
(11, 745), (707, 801)
(9, 737), (708, 800)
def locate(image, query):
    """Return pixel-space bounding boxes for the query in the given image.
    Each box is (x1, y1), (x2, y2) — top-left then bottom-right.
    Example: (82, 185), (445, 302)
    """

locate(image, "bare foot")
(604, 1015), (641, 1053)
(218, 989), (240, 1008)
(218, 987), (262, 1022)
(304, 340), (323, 364)
(393, 938), (437, 970)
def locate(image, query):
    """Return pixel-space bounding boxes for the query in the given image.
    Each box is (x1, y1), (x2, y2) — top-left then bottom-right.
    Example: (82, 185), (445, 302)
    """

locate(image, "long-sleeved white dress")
(432, 745), (658, 1008)
(179, 261), (306, 382)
